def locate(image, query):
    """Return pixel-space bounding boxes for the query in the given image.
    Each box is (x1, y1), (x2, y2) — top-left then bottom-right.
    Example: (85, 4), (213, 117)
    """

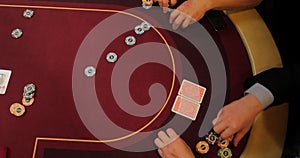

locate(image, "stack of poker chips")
(195, 128), (232, 158)
(22, 83), (36, 106)
(9, 83), (36, 117)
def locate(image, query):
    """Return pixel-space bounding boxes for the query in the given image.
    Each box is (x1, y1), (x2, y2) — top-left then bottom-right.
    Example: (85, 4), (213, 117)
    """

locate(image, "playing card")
(178, 79), (206, 103)
(171, 95), (200, 120)
(0, 69), (12, 94)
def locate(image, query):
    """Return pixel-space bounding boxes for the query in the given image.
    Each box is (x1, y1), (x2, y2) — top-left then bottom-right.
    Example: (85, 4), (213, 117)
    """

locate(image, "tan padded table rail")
(225, 8), (289, 158)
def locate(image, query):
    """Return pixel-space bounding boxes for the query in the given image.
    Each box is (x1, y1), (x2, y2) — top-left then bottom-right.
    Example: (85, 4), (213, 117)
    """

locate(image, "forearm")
(205, 0), (263, 11)
(244, 67), (293, 106)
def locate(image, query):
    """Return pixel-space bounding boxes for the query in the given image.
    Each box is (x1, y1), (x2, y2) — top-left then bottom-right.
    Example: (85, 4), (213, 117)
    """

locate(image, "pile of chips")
(10, 83), (36, 117)
(22, 83), (36, 106)
(196, 129), (232, 158)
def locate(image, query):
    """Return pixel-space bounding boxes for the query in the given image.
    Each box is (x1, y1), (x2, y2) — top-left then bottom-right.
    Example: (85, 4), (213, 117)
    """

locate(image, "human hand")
(154, 128), (195, 158)
(169, 0), (211, 30)
(213, 94), (263, 147)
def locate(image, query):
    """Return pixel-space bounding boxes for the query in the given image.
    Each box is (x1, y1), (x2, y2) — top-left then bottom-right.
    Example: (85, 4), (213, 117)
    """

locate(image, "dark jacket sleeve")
(244, 64), (299, 106)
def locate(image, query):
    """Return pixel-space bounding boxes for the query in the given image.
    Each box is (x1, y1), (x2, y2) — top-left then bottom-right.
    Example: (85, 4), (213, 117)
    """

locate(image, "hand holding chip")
(213, 93), (263, 147)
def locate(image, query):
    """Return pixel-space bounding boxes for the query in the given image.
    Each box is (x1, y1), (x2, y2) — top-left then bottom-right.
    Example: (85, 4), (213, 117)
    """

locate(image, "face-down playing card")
(171, 95), (201, 120)
(171, 79), (206, 120)
(178, 79), (206, 103)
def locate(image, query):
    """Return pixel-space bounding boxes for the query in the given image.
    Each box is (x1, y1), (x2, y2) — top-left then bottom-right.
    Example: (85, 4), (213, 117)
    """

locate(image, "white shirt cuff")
(245, 83), (274, 109)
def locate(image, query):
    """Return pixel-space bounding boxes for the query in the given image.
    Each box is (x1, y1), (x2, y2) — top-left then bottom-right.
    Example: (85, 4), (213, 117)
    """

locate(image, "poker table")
(0, 0), (287, 158)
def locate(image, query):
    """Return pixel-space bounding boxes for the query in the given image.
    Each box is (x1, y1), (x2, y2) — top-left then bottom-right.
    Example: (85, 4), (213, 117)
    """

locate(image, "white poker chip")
(11, 28), (23, 39)
(84, 66), (96, 77)
(23, 9), (34, 18)
(106, 52), (118, 63)
(134, 25), (144, 35)
(141, 21), (151, 31)
(125, 35), (136, 46)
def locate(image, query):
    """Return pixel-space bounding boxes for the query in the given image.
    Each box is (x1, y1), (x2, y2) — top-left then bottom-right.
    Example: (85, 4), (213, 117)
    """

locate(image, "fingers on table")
(154, 128), (178, 148)
(169, 10), (194, 30)
(155, 0), (169, 12)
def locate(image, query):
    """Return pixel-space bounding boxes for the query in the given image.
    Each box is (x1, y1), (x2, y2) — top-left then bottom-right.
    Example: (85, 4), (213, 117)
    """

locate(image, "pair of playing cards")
(171, 79), (206, 120)
(0, 69), (12, 95)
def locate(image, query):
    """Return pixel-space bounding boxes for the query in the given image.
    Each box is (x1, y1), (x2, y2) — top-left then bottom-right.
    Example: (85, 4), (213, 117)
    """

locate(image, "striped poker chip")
(125, 35), (136, 46)
(10, 103), (25, 117)
(22, 97), (35, 106)
(196, 140), (209, 154)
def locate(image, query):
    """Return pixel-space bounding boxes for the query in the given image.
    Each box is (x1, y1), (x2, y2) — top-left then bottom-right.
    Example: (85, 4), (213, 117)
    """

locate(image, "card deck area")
(0, 69), (12, 95)
(171, 96), (200, 120)
(171, 79), (206, 120)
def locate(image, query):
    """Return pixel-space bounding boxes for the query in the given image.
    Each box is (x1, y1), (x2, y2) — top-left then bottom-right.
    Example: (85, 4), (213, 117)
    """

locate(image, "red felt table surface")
(0, 0), (252, 158)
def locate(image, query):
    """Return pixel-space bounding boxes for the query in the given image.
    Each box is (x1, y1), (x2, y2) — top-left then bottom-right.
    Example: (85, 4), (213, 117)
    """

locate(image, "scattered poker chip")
(195, 141), (209, 154)
(22, 97), (35, 106)
(218, 138), (230, 149)
(23, 9), (34, 18)
(11, 28), (23, 39)
(84, 66), (96, 77)
(205, 129), (219, 145)
(134, 25), (144, 35)
(141, 21), (151, 31)
(10, 103), (25, 117)
(125, 35), (136, 46)
(106, 52), (118, 63)
(217, 147), (232, 158)
(142, 0), (153, 6)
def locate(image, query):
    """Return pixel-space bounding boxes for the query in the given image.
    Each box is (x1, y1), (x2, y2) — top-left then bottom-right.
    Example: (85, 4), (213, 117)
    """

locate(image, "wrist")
(241, 93), (264, 115)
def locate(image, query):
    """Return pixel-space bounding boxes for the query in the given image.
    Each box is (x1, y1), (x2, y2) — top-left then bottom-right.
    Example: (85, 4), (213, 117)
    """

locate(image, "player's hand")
(154, 0), (178, 13)
(212, 94), (263, 147)
(169, 0), (210, 30)
(154, 128), (195, 158)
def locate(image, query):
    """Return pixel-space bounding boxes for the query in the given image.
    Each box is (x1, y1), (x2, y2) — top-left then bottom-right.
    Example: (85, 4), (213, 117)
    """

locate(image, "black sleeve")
(244, 64), (299, 106)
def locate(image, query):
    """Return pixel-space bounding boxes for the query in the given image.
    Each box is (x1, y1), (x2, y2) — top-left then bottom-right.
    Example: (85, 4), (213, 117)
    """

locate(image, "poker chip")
(23, 83), (36, 94)
(134, 25), (144, 35)
(10, 103), (25, 117)
(23, 9), (34, 18)
(23, 92), (35, 100)
(142, 0), (153, 6)
(23, 83), (36, 100)
(84, 66), (96, 77)
(142, 3), (152, 9)
(218, 138), (230, 148)
(11, 28), (23, 39)
(217, 147), (232, 158)
(205, 129), (219, 145)
(22, 97), (35, 106)
(195, 141), (209, 154)
(106, 52), (118, 63)
(141, 21), (151, 31)
(125, 35), (136, 46)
